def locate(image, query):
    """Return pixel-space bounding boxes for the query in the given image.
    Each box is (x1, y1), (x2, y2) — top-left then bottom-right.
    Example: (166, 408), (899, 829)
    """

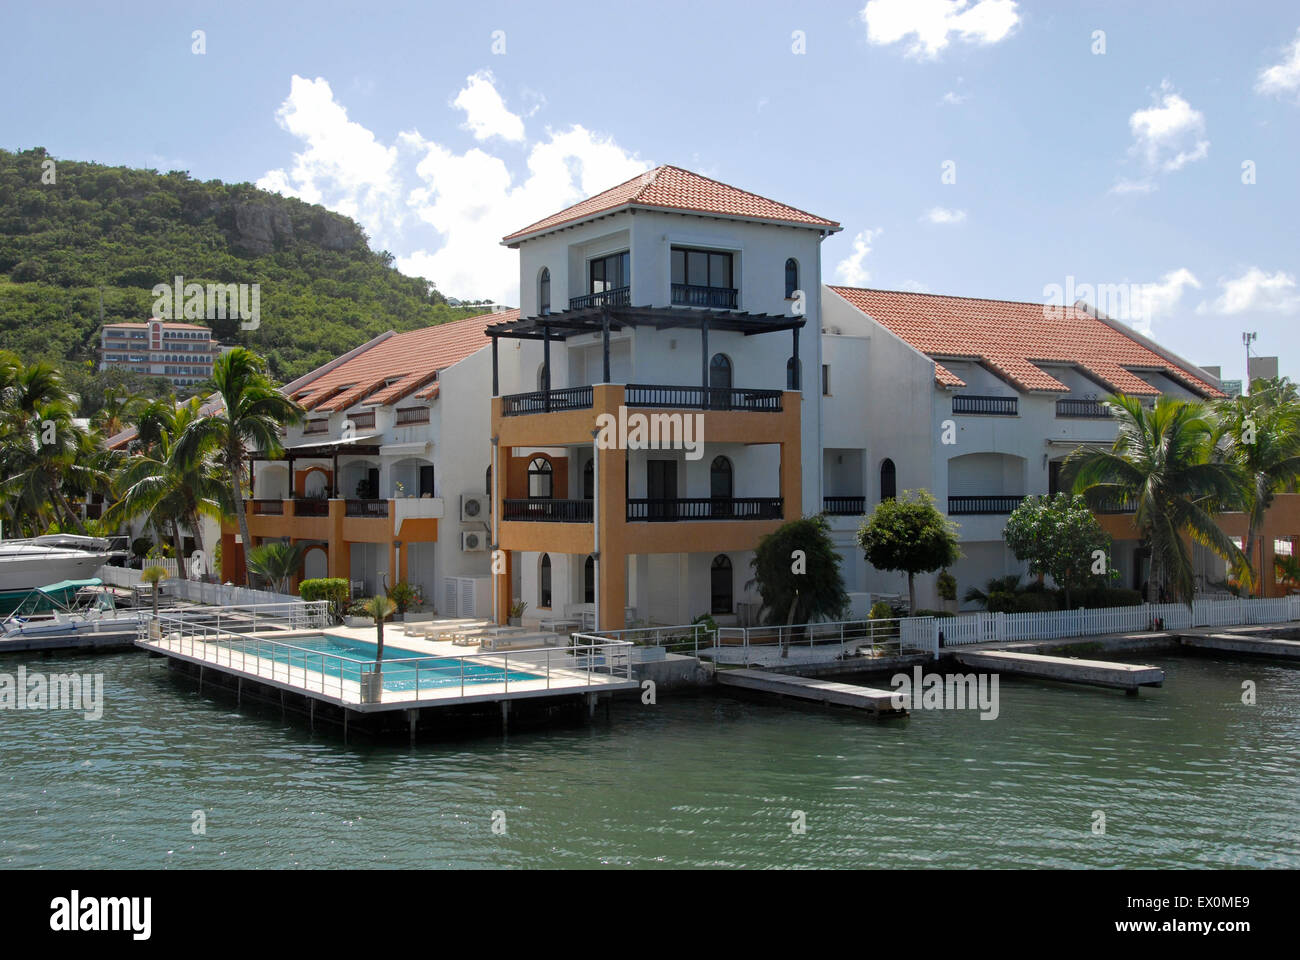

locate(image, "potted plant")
(343, 600), (372, 628)
(141, 565), (169, 638)
(359, 594), (395, 703)
(508, 598), (527, 627)
(387, 580), (421, 620)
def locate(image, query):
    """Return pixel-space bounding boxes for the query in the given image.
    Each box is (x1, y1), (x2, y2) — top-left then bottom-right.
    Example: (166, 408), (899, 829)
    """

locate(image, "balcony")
(345, 499), (389, 518)
(948, 495), (1026, 515)
(952, 395), (1018, 416)
(822, 496), (866, 516)
(626, 497), (783, 522)
(671, 283), (737, 309)
(625, 384), (782, 412)
(348, 411), (377, 430)
(293, 498), (330, 517)
(394, 406), (430, 425)
(251, 499), (284, 515)
(569, 287), (630, 310)
(302, 418), (329, 435)
(1056, 398), (1113, 419)
(503, 498), (593, 522)
(501, 386), (594, 417)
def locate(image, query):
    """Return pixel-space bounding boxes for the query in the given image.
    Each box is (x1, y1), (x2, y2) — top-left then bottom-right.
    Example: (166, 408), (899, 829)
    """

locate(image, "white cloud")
(922, 206), (966, 224)
(1256, 29), (1300, 97)
(834, 228), (883, 287)
(259, 72), (647, 304)
(1134, 268), (1201, 332)
(860, 0), (1020, 60)
(1109, 178), (1156, 195)
(940, 90), (969, 105)
(453, 70), (525, 142)
(256, 75), (405, 241)
(1199, 268), (1299, 315)
(1126, 81), (1209, 173)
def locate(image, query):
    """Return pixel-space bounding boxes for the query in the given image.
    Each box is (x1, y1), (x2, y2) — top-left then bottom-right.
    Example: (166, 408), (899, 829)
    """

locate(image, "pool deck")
(136, 624), (639, 715)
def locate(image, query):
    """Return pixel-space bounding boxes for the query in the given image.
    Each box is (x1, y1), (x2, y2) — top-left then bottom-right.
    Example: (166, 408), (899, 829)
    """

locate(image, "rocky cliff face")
(226, 202), (364, 256)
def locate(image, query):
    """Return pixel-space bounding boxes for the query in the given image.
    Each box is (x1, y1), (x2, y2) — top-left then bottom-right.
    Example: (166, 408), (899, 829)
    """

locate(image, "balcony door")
(646, 459), (677, 521)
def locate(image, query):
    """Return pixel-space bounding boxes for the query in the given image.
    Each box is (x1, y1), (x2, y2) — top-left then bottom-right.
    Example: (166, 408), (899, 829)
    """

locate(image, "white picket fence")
(94, 565), (297, 606)
(932, 595), (1300, 648)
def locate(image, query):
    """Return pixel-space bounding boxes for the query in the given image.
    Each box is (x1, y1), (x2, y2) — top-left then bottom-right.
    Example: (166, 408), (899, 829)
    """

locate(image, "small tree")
(749, 515), (849, 626)
(1003, 493), (1112, 608)
(363, 594), (396, 678)
(245, 541), (307, 595)
(858, 489), (961, 614)
(141, 564), (168, 628)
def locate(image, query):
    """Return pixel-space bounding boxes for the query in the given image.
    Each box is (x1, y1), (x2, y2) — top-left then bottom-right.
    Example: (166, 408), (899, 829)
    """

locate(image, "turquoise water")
(212, 633), (540, 691)
(1, 650), (1297, 868)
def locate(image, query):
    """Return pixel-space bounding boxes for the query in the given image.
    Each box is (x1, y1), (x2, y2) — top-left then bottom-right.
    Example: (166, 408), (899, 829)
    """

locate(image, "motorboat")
(0, 534), (116, 593)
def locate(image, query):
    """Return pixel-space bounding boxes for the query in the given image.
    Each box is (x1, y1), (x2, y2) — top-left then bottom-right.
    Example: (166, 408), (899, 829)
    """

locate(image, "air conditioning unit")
(461, 493), (490, 523)
(461, 530), (488, 552)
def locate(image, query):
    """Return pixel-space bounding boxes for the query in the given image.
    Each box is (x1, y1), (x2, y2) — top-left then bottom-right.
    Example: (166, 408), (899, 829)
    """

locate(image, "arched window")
(583, 459), (594, 499)
(709, 353), (732, 390)
(528, 457), (553, 499)
(880, 458), (897, 502)
(539, 268), (551, 316)
(539, 553), (552, 608)
(584, 555), (595, 604)
(786, 356), (801, 390)
(784, 258), (799, 299)
(711, 555), (733, 614)
(710, 456), (734, 518)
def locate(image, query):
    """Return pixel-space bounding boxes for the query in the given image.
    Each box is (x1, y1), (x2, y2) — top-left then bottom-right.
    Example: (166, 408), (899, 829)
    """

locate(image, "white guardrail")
(138, 614), (634, 704)
(97, 565), (299, 606)
(683, 594), (1300, 664)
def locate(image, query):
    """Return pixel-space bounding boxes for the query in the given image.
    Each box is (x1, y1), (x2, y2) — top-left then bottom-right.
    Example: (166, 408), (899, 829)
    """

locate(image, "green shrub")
(936, 570), (957, 603)
(868, 601), (894, 621)
(299, 577), (349, 622)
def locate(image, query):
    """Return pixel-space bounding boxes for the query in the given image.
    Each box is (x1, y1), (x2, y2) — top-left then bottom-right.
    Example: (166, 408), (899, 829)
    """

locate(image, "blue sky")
(3, 0), (1298, 382)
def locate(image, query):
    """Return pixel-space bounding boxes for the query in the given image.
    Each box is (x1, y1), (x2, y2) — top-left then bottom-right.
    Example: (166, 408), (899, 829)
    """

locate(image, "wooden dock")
(1179, 632), (1300, 660)
(716, 668), (907, 716)
(953, 649), (1163, 693)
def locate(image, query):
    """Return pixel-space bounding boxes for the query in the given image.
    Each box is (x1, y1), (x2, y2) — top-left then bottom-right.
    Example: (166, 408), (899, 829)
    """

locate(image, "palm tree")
(1064, 394), (1251, 607)
(963, 574), (1024, 611)
(1212, 377), (1300, 596)
(141, 564), (169, 635)
(92, 384), (146, 438)
(107, 398), (227, 570)
(363, 594), (396, 689)
(245, 541), (307, 595)
(173, 349), (302, 586)
(0, 400), (107, 535)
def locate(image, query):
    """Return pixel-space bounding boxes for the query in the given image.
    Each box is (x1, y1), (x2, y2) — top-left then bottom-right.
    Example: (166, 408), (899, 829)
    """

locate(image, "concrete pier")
(953, 649), (1164, 692)
(1179, 632), (1300, 660)
(716, 668), (907, 716)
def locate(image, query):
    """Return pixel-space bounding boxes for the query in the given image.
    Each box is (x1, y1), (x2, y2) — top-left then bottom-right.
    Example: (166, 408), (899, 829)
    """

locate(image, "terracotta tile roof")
(290, 310), (517, 410)
(104, 321), (212, 331)
(502, 165), (840, 244)
(828, 287), (1223, 398)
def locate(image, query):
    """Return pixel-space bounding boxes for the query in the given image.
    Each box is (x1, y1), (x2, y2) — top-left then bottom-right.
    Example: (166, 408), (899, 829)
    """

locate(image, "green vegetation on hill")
(0, 146), (485, 383)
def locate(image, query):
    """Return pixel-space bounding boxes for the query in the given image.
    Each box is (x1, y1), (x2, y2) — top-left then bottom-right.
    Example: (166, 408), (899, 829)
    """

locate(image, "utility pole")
(1242, 331), (1257, 395)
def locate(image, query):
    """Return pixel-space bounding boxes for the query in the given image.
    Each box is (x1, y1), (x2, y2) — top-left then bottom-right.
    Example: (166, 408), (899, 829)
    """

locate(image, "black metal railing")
(568, 286), (631, 310)
(671, 283), (738, 309)
(395, 406), (430, 425)
(345, 498), (389, 518)
(252, 499), (284, 515)
(292, 499), (330, 517)
(624, 383), (783, 412)
(1056, 398), (1113, 419)
(1093, 496), (1138, 514)
(822, 496), (866, 516)
(626, 497), (783, 522)
(502, 498), (594, 522)
(952, 395), (1018, 416)
(347, 411), (376, 429)
(948, 495), (1026, 515)
(501, 385), (595, 416)
(303, 419), (329, 435)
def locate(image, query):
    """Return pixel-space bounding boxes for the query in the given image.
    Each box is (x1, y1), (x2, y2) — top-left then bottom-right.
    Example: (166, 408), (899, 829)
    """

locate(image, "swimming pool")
(213, 632), (542, 692)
